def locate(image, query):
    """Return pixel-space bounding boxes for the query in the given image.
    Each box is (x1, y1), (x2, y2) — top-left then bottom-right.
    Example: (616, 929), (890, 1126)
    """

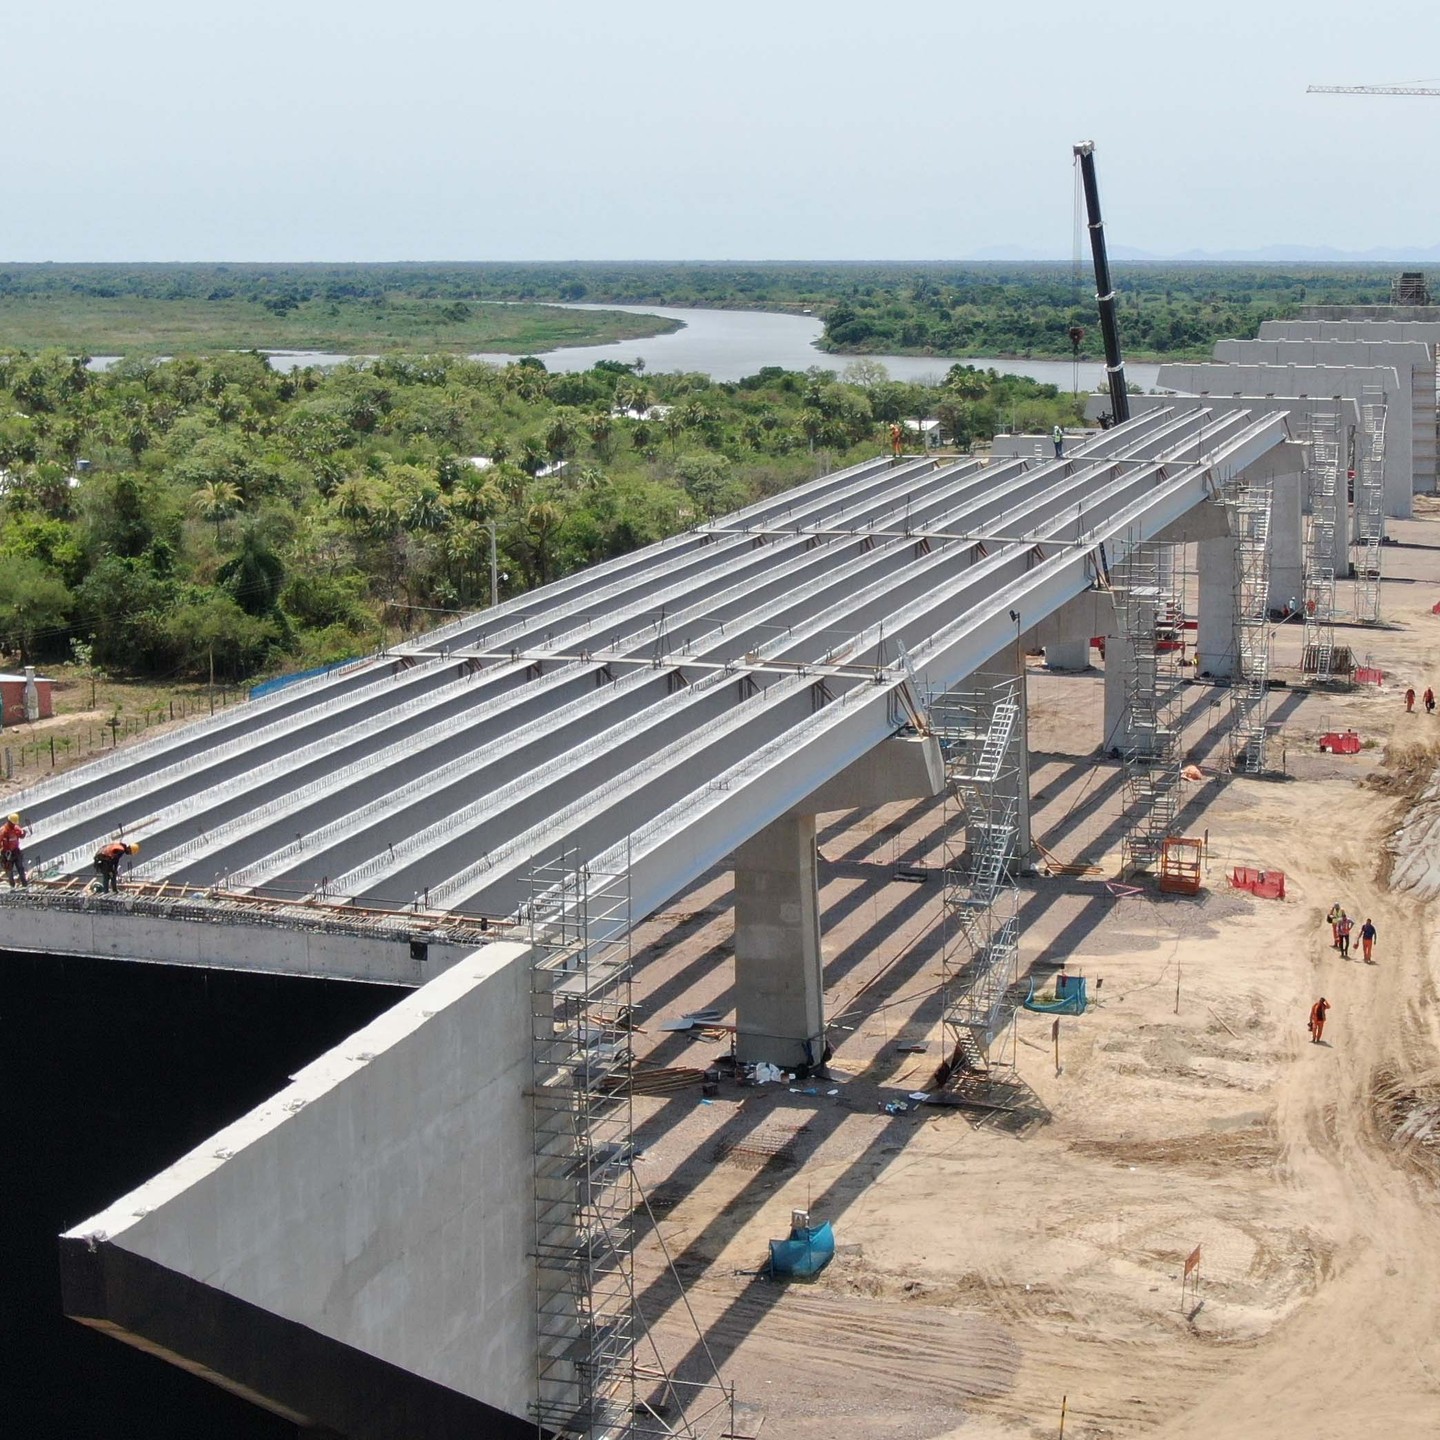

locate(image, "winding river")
(97, 304), (1163, 391)
(470, 303), (1163, 391)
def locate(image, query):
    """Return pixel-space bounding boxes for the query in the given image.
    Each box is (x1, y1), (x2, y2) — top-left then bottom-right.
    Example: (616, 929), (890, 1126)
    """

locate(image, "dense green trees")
(0, 261), (1405, 364)
(0, 347), (1081, 682)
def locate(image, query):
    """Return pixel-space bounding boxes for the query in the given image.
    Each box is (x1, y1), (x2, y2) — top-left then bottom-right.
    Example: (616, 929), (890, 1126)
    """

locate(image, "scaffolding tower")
(528, 852), (735, 1440)
(1226, 480), (1275, 774)
(934, 676), (1022, 1076)
(1354, 388), (1387, 625)
(1107, 541), (1189, 871)
(1300, 407), (1341, 682)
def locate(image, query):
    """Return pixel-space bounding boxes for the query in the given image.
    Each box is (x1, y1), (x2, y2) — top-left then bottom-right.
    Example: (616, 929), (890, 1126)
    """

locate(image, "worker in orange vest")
(1308, 997), (1331, 1044)
(93, 840), (140, 894)
(0, 812), (29, 887)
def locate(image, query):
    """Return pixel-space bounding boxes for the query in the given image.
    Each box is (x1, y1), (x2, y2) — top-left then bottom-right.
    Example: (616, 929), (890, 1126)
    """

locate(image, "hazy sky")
(9, 0), (1438, 262)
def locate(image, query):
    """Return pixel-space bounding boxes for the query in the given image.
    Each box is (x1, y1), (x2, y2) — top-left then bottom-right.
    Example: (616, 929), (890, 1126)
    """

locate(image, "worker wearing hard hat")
(93, 840), (140, 894)
(1052, 425), (1065, 458)
(0, 812), (29, 887)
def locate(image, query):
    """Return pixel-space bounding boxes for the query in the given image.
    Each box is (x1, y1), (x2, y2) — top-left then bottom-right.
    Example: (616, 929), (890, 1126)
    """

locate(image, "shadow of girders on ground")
(631, 1032), (955, 1396)
(629, 800), (951, 1065)
(631, 866), (953, 1101)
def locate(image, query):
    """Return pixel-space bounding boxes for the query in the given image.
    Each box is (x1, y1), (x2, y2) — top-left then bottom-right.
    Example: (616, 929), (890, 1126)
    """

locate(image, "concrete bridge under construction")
(5, 407), (1296, 1438)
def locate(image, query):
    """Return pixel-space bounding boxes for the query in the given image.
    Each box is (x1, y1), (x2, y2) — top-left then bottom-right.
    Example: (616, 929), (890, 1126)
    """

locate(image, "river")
(93, 303), (1163, 392)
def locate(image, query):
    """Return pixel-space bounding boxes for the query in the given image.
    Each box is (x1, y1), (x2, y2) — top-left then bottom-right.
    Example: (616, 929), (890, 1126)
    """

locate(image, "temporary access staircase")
(1301, 409), (1341, 682)
(938, 680), (1022, 1071)
(1228, 481), (1274, 774)
(1109, 543), (1188, 870)
(1354, 391), (1387, 625)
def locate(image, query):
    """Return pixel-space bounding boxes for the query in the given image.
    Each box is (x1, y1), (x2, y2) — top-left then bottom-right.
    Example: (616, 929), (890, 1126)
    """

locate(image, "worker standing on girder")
(889, 422), (903, 464)
(93, 840), (139, 894)
(0, 812), (29, 887)
(1052, 424), (1064, 458)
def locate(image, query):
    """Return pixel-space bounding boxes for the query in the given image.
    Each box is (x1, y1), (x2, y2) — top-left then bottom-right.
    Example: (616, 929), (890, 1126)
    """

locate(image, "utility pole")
(488, 519), (499, 608)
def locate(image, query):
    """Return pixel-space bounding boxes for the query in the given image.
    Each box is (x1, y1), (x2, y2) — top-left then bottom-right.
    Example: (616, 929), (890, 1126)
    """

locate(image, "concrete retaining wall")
(62, 943), (538, 1433)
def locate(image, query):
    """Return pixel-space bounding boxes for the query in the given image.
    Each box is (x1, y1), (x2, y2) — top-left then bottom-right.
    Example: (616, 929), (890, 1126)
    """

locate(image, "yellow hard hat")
(7, 813), (19, 825)
(127, 841), (141, 855)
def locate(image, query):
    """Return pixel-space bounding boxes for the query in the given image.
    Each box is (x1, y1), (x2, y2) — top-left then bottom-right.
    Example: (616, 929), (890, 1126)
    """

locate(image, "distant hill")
(967, 243), (1440, 263)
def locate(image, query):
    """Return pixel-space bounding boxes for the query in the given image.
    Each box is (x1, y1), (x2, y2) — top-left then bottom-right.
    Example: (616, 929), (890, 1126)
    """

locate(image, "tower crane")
(1307, 83), (1440, 96)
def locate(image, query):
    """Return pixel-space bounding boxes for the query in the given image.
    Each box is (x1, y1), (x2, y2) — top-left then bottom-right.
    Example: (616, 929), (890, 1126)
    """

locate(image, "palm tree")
(452, 471), (502, 523)
(402, 482), (451, 536)
(331, 476), (378, 531)
(518, 436), (548, 477)
(585, 412), (614, 461)
(192, 479), (243, 544)
(544, 414), (579, 466)
(524, 501), (563, 586)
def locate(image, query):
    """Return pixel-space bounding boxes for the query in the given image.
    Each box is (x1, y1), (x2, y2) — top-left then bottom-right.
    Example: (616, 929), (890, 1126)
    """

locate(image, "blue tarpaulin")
(1022, 973), (1088, 1015)
(768, 1219), (835, 1279)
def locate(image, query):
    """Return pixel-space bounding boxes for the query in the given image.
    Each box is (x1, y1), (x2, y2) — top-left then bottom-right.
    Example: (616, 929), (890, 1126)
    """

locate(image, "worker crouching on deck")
(93, 840), (139, 894)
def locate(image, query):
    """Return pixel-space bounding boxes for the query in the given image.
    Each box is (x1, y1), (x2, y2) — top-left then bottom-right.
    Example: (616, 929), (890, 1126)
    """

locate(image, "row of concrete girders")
(1150, 319), (1440, 518)
(8, 414), (1296, 956)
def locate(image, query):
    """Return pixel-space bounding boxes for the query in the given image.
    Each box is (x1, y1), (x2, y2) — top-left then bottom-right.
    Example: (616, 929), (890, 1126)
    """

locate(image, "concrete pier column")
(1270, 468), (1304, 609)
(1044, 637), (1090, 671)
(733, 814), (824, 1069)
(1102, 631), (1133, 754)
(1196, 535), (1239, 678)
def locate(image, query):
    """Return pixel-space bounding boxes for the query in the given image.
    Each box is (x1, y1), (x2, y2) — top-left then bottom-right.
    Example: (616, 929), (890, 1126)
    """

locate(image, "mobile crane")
(1073, 141), (1130, 426)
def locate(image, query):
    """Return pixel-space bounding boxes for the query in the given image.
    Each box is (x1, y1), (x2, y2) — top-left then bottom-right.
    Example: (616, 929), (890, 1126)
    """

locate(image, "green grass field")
(0, 296), (679, 357)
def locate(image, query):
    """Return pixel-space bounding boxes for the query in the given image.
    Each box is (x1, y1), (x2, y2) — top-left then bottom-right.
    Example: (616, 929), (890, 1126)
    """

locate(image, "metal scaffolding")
(1300, 407), (1341, 681)
(1226, 480), (1275, 774)
(1107, 541), (1189, 871)
(528, 851), (735, 1440)
(934, 676), (1022, 1076)
(1354, 388), (1387, 625)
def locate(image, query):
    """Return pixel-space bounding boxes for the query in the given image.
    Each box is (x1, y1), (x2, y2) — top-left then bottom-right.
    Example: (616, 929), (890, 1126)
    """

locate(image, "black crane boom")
(1073, 141), (1129, 426)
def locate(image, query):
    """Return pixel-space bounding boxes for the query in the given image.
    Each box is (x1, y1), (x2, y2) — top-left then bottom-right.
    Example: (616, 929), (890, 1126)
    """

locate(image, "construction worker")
(889, 423), (903, 462)
(1308, 997), (1331, 1044)
(0, 812), (29, 887)
(1326, 902), (1343, 949)
(1427, 687), (1436, 715)
(1052, 424), (1064, 458)
(1337, 911), (1354, 959)
(1407, 687), (1417, 713)
(1360, 917), (1377, 964)
(93, 840), (139, 894)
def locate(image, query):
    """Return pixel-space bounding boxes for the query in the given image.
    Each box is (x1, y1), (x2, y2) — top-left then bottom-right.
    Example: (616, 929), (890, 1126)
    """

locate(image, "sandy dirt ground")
(623, 499), (1440, 1439)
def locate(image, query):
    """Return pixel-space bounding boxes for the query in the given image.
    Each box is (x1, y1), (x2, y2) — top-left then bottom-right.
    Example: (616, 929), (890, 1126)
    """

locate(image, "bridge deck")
(3, 408), (1286, 973)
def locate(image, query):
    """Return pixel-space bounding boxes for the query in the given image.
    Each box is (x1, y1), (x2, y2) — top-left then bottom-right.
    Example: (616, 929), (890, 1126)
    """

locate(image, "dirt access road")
(628, 502), (1440, 1439)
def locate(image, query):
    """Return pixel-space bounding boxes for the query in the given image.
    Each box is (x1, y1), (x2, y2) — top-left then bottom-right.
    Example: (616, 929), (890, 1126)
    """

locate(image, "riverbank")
(0, 296), (679, 356)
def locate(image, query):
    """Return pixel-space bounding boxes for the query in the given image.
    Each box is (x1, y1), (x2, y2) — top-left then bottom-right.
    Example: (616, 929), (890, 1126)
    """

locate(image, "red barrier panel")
(1355, 667), (1384, 687)
(1319, 731), (1362, 755)
(1232, 866), (1286, 900)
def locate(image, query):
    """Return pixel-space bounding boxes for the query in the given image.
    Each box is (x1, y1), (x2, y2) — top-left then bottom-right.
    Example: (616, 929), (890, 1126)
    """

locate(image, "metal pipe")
(1073, 141), (1130, 425)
